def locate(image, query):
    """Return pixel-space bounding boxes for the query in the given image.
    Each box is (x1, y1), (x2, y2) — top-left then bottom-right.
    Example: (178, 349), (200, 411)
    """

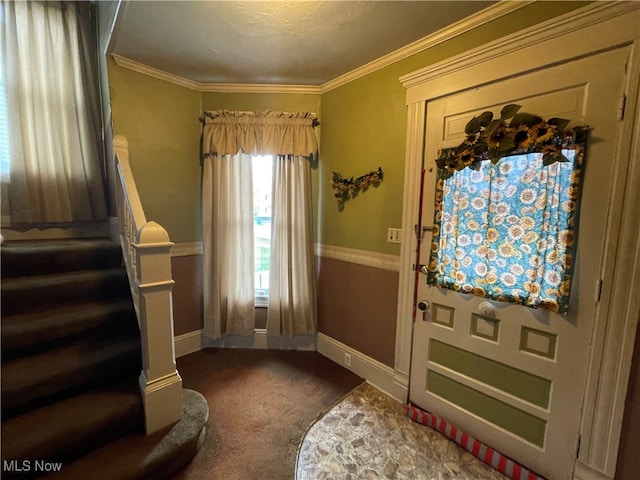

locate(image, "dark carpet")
(173, 348), (364, 480)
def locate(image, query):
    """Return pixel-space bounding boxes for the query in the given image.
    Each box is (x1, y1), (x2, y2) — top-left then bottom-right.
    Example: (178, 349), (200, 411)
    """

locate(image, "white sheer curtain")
(201, 110), (318, 339)
(1, 1), (106, 225)
(267, 155), (317, 336)
(202, 152), (255, 338)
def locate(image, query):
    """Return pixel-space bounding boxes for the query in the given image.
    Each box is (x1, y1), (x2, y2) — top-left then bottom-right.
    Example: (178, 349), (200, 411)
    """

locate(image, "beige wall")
(317, 257), (398, 367)
(171, 255), (203, 336)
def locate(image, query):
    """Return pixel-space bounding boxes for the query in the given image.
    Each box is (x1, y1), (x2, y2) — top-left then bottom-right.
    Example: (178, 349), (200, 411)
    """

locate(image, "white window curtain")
(202, 152), (255, 338)
(0, 1), (106, 225)
(201, 110), (318, 339)
(267, 154), (317, 336)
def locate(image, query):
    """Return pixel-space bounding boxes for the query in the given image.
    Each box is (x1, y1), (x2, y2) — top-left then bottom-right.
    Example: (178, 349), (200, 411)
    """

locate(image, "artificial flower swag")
(331, 167), (383, 208)
(436, 104), (589, 179)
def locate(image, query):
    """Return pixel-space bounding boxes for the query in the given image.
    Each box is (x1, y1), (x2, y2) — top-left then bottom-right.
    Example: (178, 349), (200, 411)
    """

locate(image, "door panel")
(410, 47), (629, 480)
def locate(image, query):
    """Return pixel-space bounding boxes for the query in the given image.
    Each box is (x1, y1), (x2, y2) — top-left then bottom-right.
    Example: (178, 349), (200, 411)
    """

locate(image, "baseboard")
(175, 330), (203, 358)
(201, 329), (317, 351)
(317, 333), (409, 403)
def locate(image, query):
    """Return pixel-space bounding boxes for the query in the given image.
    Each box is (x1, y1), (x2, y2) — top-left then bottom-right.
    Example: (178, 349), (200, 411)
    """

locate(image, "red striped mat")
(405, 404), (545, 480)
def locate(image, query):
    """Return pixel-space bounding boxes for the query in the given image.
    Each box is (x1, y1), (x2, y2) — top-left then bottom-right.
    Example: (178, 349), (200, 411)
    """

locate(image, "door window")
(426, 147), (584, 313)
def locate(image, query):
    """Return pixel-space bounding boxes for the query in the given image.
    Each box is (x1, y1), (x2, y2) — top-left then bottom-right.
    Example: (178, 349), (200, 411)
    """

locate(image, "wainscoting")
(315, 244), (400, 368)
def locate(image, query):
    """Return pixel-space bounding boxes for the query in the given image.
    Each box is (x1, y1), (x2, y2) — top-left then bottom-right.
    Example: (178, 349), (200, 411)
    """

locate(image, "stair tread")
(1, 267), (127, 290)
(2, 299), (136, 353)
(1, 381), (142, 462)
(1, 268), (130, 316)
(2, 333), (141, 392)
(0, 238), (200, 480)
(1, 332), (141, 414)
(1, 238), (118, 252)
(45, 389), (208, 480)
(1, 238), (123, 278)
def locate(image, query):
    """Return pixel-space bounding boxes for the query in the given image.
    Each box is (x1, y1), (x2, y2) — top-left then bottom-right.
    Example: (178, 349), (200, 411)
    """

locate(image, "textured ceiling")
(111, 1), (497, 85)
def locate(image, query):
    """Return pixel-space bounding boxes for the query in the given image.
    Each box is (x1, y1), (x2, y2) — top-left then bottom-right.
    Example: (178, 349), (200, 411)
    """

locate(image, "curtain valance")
(201, 110), (318, 158)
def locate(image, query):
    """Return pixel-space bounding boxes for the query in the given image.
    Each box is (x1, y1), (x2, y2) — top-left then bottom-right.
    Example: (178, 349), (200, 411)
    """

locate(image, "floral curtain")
(426, 148), (584, 313)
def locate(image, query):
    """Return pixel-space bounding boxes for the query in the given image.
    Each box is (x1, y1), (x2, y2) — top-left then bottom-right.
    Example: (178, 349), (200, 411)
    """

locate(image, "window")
(427, 149), (582, 313)
(252, 155), (273, 304)
(0, 49), (9, 182)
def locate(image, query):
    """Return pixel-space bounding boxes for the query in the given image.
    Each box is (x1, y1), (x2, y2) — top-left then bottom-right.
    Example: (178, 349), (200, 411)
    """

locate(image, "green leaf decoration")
(500, 104), (521, 119)
(547, 117), (570, 132)
(469, 160), (482, 171)
(488, 150), (502, 163)
(331, 167), (383, 209)
(477, 111), (494, 127)
(484, 119), (503, 137)
(498, 137), (516, 152)
(509, 113), (544, 128)
(434, 103), (590, 176)
(465, 117), (482, 135)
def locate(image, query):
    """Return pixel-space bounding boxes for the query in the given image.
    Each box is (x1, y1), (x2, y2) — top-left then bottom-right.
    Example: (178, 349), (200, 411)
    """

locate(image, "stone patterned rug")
(296, 383), (508, 480)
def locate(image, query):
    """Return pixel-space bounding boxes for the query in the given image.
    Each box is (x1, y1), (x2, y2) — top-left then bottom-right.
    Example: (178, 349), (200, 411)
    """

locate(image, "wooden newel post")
(135, 221), (183, 434)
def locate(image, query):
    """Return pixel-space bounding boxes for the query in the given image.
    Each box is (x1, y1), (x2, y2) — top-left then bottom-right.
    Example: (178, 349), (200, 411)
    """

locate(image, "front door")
(409, 46), (630, 480)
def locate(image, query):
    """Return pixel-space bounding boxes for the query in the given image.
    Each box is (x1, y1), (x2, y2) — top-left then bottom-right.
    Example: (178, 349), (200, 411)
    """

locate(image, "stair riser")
(2, 345), (142, 418)
(1, 386), (143, 480)
(1, 304), (137, 359)
(1, 242), (123, 278)
(1, 272), (131, 316)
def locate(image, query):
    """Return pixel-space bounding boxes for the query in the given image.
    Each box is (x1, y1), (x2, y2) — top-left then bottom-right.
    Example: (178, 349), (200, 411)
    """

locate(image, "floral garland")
(331, 167), (383, 208)
(436, 104), (589, 178)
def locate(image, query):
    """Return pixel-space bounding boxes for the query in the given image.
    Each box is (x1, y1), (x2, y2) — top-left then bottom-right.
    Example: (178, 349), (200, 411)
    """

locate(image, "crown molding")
(111, 53), (202, 91)
(110, 1), (532, 96)
(319, 0), (535, 93)
(111, 53), (321, 95)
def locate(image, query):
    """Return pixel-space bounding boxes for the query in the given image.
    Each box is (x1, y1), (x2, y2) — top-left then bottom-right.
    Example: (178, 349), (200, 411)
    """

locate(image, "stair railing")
(113, 134), (183, 434)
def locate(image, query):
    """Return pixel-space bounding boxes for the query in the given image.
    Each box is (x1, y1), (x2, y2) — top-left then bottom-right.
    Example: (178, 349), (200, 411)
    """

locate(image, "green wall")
(319, 1), (590, 255)
(107, 1), (588, 249)
(201, 92), (319, 114)
(108, 58), (202, 243)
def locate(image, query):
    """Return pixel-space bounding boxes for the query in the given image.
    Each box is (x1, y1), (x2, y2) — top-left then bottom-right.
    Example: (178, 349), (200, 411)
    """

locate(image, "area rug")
(297, 383), (508, 480)
(172, 348), (363, 480)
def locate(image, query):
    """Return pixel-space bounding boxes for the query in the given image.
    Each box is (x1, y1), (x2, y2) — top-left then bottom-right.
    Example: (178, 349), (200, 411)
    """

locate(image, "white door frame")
(394, 3), (640, 480)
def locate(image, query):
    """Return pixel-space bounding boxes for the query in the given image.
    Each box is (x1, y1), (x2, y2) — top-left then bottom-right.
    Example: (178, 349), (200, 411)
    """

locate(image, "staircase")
(1, 238), (208, 479)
